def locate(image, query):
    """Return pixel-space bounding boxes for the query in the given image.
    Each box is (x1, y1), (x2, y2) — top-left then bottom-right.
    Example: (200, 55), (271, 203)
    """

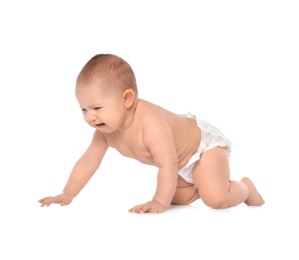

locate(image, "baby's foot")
(241, 177), (265, 206)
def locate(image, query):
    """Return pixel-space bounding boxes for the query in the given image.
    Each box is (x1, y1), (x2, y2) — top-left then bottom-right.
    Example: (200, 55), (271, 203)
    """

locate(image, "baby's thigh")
(192, 147), (230, 201)
(171, 175), (200, 205)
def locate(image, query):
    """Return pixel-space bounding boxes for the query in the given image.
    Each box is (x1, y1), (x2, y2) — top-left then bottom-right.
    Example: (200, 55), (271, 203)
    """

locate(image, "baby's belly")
(175, 117), (201, 169)
(177, 139), (201, 169)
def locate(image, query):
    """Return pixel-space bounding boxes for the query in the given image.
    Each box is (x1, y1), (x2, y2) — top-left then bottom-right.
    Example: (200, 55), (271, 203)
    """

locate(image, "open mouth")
(96, 123), (105, 127)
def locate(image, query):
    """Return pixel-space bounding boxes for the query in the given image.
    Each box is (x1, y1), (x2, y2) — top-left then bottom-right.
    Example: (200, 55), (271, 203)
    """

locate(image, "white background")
(1, 0), (298, 259)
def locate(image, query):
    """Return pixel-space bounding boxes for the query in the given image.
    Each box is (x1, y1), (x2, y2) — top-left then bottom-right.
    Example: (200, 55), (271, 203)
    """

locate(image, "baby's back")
(136, 99), (201, 169)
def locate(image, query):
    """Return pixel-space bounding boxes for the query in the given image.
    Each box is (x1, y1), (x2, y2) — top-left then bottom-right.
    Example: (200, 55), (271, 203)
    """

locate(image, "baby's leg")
(192, 147), (264, 208)
(171, 175), (200, 205)
(241, 177), (265, 206)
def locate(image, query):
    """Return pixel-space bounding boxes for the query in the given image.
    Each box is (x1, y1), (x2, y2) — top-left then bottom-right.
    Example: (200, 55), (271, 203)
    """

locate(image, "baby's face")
(75, 79), (128, 134)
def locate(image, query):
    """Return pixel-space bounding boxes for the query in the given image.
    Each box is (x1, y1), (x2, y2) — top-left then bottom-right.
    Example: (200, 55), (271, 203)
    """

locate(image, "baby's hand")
(128, 200), (168, 214)
(38, 191), (74, 207)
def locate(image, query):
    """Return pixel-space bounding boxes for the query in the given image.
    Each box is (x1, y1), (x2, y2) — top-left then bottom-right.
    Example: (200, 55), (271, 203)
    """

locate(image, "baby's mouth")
(96, 123), (105, 127)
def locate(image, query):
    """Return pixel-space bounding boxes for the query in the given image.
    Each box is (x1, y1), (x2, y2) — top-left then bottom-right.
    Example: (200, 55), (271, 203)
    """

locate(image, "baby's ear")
(122, 89), (135, 108)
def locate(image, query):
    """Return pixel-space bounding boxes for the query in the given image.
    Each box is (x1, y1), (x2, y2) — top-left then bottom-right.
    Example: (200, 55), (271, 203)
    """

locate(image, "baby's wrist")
(153, 199), (168, 209)
(63, 189), (76, 198)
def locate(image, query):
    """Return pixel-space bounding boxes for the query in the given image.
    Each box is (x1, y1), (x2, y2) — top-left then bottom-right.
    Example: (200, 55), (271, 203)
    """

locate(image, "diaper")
(178, 114), (232, 183)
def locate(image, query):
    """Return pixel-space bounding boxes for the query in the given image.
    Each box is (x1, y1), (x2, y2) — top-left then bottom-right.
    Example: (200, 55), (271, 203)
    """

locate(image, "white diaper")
(178, 113), (232, 183)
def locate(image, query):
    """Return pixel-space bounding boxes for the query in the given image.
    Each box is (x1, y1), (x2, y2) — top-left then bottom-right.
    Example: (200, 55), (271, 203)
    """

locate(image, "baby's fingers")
(38, 197), (54, 207)
(128, 204), (144, 213)
(38, 195), (62, 207)
(138, 205), (158, 214)
(128, 204), (158, 214)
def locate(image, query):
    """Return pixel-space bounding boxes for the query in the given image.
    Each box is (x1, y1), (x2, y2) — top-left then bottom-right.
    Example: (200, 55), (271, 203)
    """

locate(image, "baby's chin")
(95, 124), (114, 133)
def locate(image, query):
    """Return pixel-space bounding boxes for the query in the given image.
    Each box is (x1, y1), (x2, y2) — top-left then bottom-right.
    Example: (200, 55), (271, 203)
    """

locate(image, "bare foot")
(241, 177), (265, 206)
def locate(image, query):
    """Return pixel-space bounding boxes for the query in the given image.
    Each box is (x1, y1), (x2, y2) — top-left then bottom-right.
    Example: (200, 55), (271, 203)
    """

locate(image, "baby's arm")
(129, 116), (178, 213)
(39, 130), (108, 207)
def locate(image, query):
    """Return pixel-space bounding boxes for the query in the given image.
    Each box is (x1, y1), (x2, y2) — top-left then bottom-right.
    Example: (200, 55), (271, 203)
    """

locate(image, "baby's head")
(76, 54), (138, 97)
(75, 54), (139, 132)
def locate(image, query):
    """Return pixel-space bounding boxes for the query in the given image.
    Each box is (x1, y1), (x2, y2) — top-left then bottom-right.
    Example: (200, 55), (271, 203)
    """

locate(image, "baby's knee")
(202, 195), (230, 209)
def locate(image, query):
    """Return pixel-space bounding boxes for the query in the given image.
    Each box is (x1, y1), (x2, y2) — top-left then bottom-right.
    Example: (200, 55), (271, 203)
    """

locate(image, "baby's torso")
(103, 99), (201, 169)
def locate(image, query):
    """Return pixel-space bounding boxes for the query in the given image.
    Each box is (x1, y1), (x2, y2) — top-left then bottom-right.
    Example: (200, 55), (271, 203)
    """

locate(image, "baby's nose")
(86, 112), (96, 122)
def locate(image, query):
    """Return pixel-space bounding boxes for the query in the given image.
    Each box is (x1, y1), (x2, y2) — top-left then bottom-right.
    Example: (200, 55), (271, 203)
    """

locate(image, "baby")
(38, 54), (264, 213)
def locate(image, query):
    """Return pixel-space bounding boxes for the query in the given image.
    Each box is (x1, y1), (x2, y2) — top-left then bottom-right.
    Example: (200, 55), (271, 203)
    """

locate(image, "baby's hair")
(76, 54), (138, 94)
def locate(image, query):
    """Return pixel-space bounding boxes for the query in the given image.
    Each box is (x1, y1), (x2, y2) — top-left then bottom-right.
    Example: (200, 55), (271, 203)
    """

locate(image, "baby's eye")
(81, 108), (87, 112)
(94, 107), (102, 110)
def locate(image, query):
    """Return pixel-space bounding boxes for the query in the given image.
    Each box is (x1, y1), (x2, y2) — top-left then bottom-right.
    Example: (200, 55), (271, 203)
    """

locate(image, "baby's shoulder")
(135, 99), (177, 126)
(136, 99), (170, 116)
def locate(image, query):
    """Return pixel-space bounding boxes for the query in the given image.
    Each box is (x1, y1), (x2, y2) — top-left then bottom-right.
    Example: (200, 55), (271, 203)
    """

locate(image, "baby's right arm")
(38, 130), (109, 207)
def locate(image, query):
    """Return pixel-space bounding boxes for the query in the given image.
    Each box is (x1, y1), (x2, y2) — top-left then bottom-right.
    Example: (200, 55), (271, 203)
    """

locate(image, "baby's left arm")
(129, 116), (178, 213)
